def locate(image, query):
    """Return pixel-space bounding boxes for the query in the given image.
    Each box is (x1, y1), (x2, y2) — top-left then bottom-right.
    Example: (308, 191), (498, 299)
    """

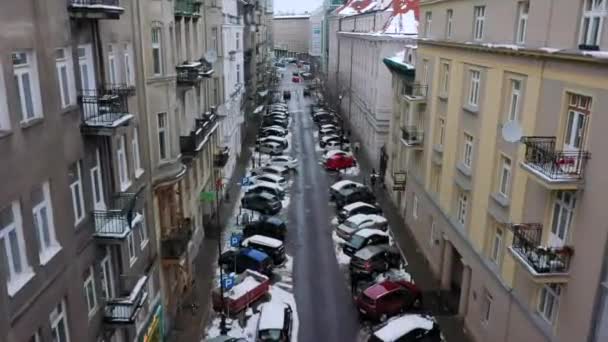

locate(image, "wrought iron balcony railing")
(104, 275), (148, 325)
(79, 89), (133, 130)
(521, 136), (590, 183)
(105, 83), (136, 97)
(401, 126), (424, 146)
(68, 0), (124, 19)
(93, 191), (141, 238)
(214, 147), (230, 168)
(402, 82), (428, 99)
(174, 0), (202, 17)
(161, 219), (193, 261)
(509, 223), (573, 276)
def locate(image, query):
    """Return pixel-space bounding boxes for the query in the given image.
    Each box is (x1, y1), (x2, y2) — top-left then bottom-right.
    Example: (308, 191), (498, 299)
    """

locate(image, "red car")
(325, 154), (356, 171)
(356, 280), (422, 322)
(292, 76), (300, 83)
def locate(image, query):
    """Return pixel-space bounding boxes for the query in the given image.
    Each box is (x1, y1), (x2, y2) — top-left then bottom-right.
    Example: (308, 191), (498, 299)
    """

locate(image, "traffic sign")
(221, 275), (235, 290)
(230, 233), (243, 247)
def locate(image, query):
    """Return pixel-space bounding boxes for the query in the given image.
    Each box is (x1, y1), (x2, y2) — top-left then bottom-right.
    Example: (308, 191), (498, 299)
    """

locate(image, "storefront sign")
(140, 303), (163, 342)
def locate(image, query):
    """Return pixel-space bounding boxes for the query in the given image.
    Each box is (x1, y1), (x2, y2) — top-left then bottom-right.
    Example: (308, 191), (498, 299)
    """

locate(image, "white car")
(258, 136), (289, 149)
(324, 140), (350, 152)
(251, 173), (287, 187)
(252, 164), (289, 177)
(257, 142), (284, 155)
(322, 149), (351, 161)
(369, 314), (444, 342)
(336, 214), (388, 240)
(267, 155), (298, 169)
(257, 301), (293, 341)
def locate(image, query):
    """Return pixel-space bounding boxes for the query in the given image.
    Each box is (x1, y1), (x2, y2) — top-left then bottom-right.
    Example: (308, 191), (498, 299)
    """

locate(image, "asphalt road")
(281, 66), (361, 342)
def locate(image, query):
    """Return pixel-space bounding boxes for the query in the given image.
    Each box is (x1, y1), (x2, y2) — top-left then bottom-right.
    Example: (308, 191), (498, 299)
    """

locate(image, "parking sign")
(221, 275), (235, 290)
(230, 233), (242, 247)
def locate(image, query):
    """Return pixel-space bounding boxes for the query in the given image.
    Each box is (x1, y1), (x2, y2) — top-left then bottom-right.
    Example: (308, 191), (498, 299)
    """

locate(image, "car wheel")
(379, 314), (388, 322)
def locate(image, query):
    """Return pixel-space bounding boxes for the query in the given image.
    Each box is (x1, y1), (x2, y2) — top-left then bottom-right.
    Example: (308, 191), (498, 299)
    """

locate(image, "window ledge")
(135, 169), (145, 179)
(7, 270), (35, 297)
(20, 117), (44, 129)
(456, 162), (473, 177)
(60, 104), (79, 115)
(490, 192), (510, 208)
(39, 245), (62, 265)
(438, 93), (448, 101)
(120, 181), (133, 193)
(462, 104), (479, 114)
(432, 144), (444, 153)
(0, 130), (13, 140)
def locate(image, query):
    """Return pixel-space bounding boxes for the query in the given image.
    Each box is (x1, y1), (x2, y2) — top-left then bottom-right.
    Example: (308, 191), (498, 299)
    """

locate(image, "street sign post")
(221, 274), (235, 291)
(230, 233), (242, 247)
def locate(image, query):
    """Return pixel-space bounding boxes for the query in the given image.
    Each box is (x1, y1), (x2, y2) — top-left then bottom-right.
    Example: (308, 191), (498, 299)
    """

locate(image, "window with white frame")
(440, 63), (450, 95)
(132, 128), (144, 178)
(463, 133), (474, 167)
(516, 2), (529, 44)
(211, 27), (219, 53)
(83, 266), (98, 316)
(429, 217), (436, 246)
(446, 9), (454, 38)
(157, 113), (168, 161)
(108, 45), (118, 84)
(490, 224), (504, 265)
(49, 300), (71, 342)
(457, 191), (468, 225)
(236, 64), (241, 84)
(579, 0), (606, 47)
(473, 6), (486, 41)
(0, 62), (10, 131)
(236, 32), (240, 50)
(124, 43), (135, 86)
(481, 290), (492, 324)
(550, 191), (576, 244)
(413, 194), (419, 220)
(68, 161), (85, 225)
(55, 48), (76, 108)
(90, 149), (106, 211)
(422, 59), (429, 86)
(468, 69), (481, 107)
(137, 215), (148, 249)
(506, 79), (522, 121)
(127, 231), (137, 265)
(498, 155), (512, 197)
(1, 202), (34, 296)
(32, 182), (60, 264)
(152, 27), (163, 75)
(99, 253), (114, 299)
(538, 284), (561, 324)
(437, 117), (446, 146)
(424, 12), (432, 37)
(117, 135), (130, 191)
(13, 51), (42, 122)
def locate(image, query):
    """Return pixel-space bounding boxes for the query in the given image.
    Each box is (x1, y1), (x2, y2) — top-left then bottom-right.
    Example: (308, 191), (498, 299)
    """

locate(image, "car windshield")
(345, 220), (359, 229)
(258, 329), (282, 341)
(349, 235), (366, 248)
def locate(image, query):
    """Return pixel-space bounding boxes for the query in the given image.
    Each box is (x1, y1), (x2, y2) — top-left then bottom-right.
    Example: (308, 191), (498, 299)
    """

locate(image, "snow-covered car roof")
(259, 136), (287, 143)
(372, 314), (435, 342)
(244, 235), (283, 248)
(260, 141), (281, 148)
(261, 164), (288, 172)
(262, 126), (287, 131)
(346, 214), (386, 226)
(331, 180), (358, 191)
(354, 228), (387, 238)
(354, 244), (392, 260)
(342, 201), (375, 212)
(254, 173), (284, 182)
(249, 182), (285, 192)
(258, 301), (288, 330)
(271, 155), (294, 162)
(323, 149), (350, 159)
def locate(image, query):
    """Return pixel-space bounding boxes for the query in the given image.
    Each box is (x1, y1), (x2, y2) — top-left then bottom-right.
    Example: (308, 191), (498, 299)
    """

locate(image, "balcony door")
(562, 94), (590, 174)
(78, 45), (96, 120)
(549, 191), (576, 247)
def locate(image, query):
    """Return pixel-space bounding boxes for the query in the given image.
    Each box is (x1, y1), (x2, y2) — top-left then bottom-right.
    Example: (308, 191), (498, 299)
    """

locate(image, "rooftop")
(373, 314), (435, 341)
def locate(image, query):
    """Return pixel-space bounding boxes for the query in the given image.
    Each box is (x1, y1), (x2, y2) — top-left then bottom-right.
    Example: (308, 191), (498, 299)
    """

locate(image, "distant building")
(273, 15), (311, 59)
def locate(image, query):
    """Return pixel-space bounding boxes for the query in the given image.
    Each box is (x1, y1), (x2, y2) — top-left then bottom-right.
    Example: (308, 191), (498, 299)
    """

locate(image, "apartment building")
(273, 15), (312, 58)
(385, 1), (608, 341)
(0, 1), (161, 341)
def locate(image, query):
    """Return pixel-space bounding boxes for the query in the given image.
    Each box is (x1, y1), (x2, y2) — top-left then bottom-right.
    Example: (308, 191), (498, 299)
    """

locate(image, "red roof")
(363, 280), (401, 299)
(392, 0), (419, 20)
(336, 0), (375, 15)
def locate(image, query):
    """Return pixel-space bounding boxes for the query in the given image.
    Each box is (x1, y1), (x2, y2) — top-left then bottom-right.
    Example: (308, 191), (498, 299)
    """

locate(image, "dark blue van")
(219, 248), (274, 276)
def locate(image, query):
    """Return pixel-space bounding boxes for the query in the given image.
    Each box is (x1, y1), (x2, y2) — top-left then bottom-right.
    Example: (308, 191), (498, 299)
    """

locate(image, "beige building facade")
(385, 1), (608, 342)
(273, 15), (312, 56)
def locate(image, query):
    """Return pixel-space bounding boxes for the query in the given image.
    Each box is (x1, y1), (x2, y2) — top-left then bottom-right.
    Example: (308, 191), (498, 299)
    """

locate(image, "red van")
(356, 280), (422, 322)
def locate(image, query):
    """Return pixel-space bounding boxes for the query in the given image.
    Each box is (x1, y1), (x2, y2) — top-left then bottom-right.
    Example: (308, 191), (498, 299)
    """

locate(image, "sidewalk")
(167, 115), (261, 342)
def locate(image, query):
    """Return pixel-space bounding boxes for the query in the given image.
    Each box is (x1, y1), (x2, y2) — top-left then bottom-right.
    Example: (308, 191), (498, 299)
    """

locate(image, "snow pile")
(582, 50), (608, 59)
(539, 47), (562, 53)
(340, 165), (361, 176)
(374, 267), (413, 283)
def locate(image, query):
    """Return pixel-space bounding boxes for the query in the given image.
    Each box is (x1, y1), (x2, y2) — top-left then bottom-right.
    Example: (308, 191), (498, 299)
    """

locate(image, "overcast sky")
(274, 0), (324, 14)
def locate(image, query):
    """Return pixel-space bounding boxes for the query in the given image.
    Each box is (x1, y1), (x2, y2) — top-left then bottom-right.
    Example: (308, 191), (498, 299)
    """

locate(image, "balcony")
(180, 114), (218, 156)
(400, 126), (424, 149)
(93, 192), (141, 240)
(214, 147), (230, 168)
(508, 223), (573, 283)
(521, 137), (590, 190)
(68, 0), (124, 20)
(104, 275), (148, 326)
(174, 0), (202, 18)
(402, 82), (427, 102)
(176, 59), (214, 86)
(79, 89), (133, 135)
(161, 219), (193, 265)
(105, 83), (136, 97)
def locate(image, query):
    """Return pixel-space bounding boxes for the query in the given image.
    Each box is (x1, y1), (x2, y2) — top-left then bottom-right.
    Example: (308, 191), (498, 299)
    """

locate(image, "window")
(236, 32), (240, 50)
(463, 133), (474, 167)
(124, 43), (135, 86)
(55, 48), (76, 108)
(211, 27), (219, 53)
(565, 94), (590, 150)
(481, 290), (492, 324)
(473, 6), (486, 41)
(0, 63), (10, 131)
(29, 330), (41, 342)
(32, 182), (60, 264)
(137, 215), (148, 249)
(516, 2), (529, 44)
(157, 113), (168, 161)
(236, 64), (241, 84)
(49, 300), (71, 342)
(127, 231), (137, 265)
(437, 117), (446, 146)
(422, 60), (429, 86)
(431, 166), (441, 194)
(538, 284), (561, 323)
(13, 51), (42, 122)
(506, 79), (521, 121)
(1, 202), (34, 296)
(490, 225), (504, 264)
(446, 9), (454, 38)
(550, 191), (576, 245)
(498, 156), (512, 197)
(424, 12), (432, 37)
(68, 161), (85, 225)
(90, 149), (106, 211)
(429, 217), (436, 246)
(152, 27), (163, 75)
(213, 78), (220, 106)
(457, 191), (468, 225)
(413, 194), (419, 220)
(440, 63), (450, 95)
(468, 70), (481, 107)
(108, 45), (118, 84)
(83, 266), (98, 316)
(99, 253), (114, 299)
(117, 135), (130, 191)
(579, 0), (606, 47)
(132, 128), (144, 178)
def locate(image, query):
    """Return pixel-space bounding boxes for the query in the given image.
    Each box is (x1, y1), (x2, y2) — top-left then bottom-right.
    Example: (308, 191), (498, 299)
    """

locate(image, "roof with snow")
(335, 1), (420, 36)
(258, 301), (288, 330)
(383, 49), (415, 76)
(372, 314), (435, 341)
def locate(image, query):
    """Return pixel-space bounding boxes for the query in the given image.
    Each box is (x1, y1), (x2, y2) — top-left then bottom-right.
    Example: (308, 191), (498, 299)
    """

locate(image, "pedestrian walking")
(353, 141), (360, 154)
(370, 168), (378, 189)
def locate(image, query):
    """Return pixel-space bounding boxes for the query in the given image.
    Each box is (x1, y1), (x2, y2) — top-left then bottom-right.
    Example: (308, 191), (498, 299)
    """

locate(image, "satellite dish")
(204, 49), (218, 64)
(502, 120), (523, 143)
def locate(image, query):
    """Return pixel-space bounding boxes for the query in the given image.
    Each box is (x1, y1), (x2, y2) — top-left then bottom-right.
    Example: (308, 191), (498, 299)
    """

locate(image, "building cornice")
(338, 31), (417, 42)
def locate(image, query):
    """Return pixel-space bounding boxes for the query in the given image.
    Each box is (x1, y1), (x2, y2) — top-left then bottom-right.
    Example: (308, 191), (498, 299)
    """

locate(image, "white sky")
(274, 0), (324, 14)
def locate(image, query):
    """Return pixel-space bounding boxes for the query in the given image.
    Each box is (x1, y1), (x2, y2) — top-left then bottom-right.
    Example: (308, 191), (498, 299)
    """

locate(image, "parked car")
(349, 244), (403, 278)
(244, 216), (287, 241)
(303, 88), (311, 96)
(252, 164), (289, 177)
(319, 127), (339, 137)
(270, 104), (288, 111)
(252, 172), (287, 185)
(336, 214), (388, 240)
(219, 248), (274, 276)
(257, 136), (289, 149)
(208, 337), (248, 342)
(368, 314), (443, 342)
(335, 188), (375, 209)
(343, 229), (389, 256)
(325, 154), (356, 171)
(325, 140), (350, 152)
(246, 182), (285, 199)
(267, 155), (298, 169)
(283, 90), (291, 100)
(292, 76), (300, 83)
(319, 135), (340, 148)
(257, 142), (285, 155)
(260, 128), (288, 138)
(262, 119), (289, 129)
(356, 280), (422, 322)
(338, 202), (382, 223)
(313, 113), (334, 124)
(330, 180), (365, 200)
(241, 192), (282, 215)
(268, 111), (289, 118)
(241, 235), (286, 265)
(323, 149), (351, 162)
(256, 301), (293, 342)
(212, 269), (270, 314)
(292, 71), (299, 76)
